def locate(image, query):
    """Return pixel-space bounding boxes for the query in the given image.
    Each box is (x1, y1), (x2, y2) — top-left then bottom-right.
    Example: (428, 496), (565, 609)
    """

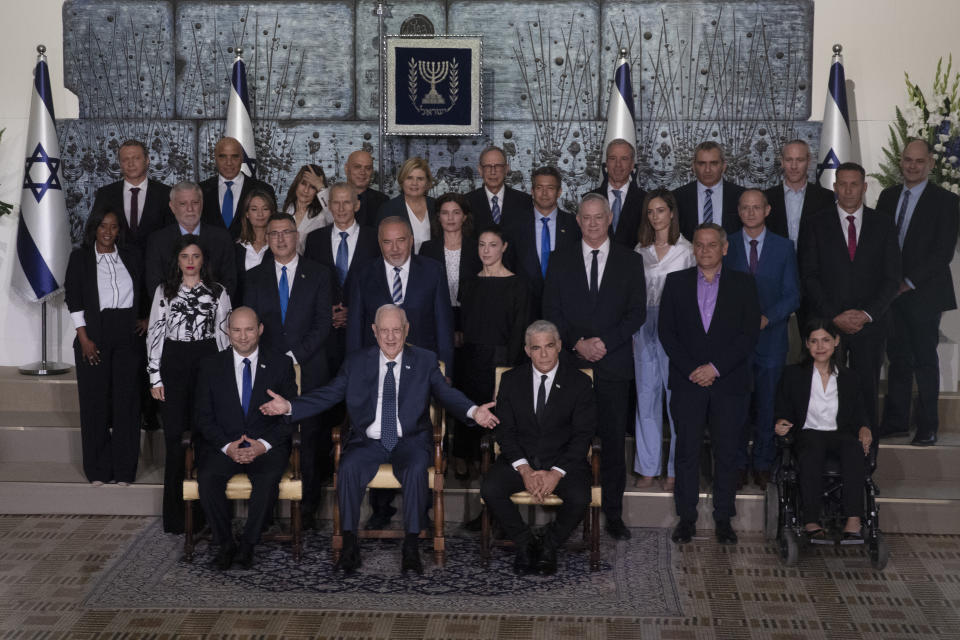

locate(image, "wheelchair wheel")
(870, 534), (889, 571)
(779, 528), (800, 566)
(764, 482), (779, 541)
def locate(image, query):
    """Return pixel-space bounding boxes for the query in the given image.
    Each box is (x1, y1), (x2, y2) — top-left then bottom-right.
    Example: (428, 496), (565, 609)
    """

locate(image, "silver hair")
(374, 303), (408, 327)
(578, 191), (612, 216)
(524, 319), (560, 346)
(170, 181), (202, 201)
(328, 181), (358, 199)
(605, 138), (636, 158)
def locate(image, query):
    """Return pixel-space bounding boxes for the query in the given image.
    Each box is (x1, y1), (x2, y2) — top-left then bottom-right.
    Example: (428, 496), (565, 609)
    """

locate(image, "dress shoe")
(634, 475), (655, 488)
(213, 543), (237, 570)
(91, 480), (104, 487)
(910, 432), (938, 447)
(753, 469), (770, 491)
(661, 477), (675, 492)
(535, 542), (558, 575)
(463, 513), (483, 532)
(736, 469), (749, 491)
(513, 538), (539, 575)
(671, 520), (695, 543)
(236, 543), (254, 569)
(365, 505), (397, 530)
(715, 520), (738, 545)
(604, 518), (632, 540)
(401, 534), (423, 575)
(301, 511), (318, 531)
(335, 532), (362, 574)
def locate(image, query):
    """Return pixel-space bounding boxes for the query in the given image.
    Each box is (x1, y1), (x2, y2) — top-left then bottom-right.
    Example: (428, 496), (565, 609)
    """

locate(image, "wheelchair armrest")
(866, 446), (878, 474)
(776, 433), (794, 448)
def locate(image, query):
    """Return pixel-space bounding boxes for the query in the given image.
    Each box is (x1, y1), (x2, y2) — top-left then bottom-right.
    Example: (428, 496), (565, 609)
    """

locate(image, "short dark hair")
(836, 162), (866, 179)
(693, 222), (727, 244)
(531, 165), (562, 184)
(83, 208), (124, 248)
(801, 317), (843, 373)
(118, 139), (149, 157)
(694, 141), (726, 162)
(267, 212), (297, 227)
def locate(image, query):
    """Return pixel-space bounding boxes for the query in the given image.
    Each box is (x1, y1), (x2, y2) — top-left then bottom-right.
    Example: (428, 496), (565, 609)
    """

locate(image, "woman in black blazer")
(374, 156), (436, 253)
(774, 319), (873, 542)
(65, 209), (146, 486)
(234, 188), (276, 303)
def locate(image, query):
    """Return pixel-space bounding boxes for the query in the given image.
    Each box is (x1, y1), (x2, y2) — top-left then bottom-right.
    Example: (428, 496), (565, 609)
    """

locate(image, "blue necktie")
(540, 216), (551, 279)
(612, 189), (622, 231)
(279, 265), (289, 323)
(381, 361), (398, 451)
(491, 195), (501, 224)
(222, 180), (235, 227)
(896, 188), (911, 246)
(392, 266), (403, 304)
(241, 357), (252, 415)
(335, 231), (349, 286)
(703, 188), (714, 224)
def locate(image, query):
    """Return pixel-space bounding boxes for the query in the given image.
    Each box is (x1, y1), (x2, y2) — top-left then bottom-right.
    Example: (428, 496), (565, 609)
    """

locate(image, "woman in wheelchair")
(773, 319), (873, 543)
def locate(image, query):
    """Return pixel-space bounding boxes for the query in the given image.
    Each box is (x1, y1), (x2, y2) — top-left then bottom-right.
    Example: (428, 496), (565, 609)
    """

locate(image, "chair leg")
(480, 504), (491, 566)
(434, 472), (445, 567)
(331, 472), (342, 563)
(590, 505), (601, 571)
(184, 500), (194, 562)
(292, 500), (302, 562)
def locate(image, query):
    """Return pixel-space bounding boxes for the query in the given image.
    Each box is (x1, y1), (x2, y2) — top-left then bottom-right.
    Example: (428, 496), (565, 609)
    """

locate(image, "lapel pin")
(405, 365), (411, 370)
(260, 363), (266, 369)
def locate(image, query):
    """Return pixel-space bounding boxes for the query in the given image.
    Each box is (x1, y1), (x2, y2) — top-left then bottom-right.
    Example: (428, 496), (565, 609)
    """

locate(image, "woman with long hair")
(235, 188), (277, 300)
(375, 157), (436, 253)
(282, 163), (331, 253)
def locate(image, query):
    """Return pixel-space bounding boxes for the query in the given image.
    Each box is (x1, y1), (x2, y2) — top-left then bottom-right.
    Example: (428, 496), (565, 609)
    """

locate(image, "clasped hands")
(689, 364), (718, 387)
(517, 464), (561, 503)
(225, 435), (267, 463)
(833, 309), (869, 335)
(575, 337), (606, 362)
(332, 303), (348, 329)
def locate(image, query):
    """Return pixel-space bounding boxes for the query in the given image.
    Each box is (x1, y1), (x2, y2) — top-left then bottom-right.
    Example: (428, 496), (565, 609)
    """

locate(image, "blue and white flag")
(226, 51), (257, 177)
(603, 47), (637, 156)
(13, 47), (70, 303)
(816, 45), (852, 188)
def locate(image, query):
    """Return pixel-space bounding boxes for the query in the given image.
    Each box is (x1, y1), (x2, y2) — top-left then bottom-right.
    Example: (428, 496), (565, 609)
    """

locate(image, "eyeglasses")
(266, 229), (298, 239)
(479, 163), (506, 171)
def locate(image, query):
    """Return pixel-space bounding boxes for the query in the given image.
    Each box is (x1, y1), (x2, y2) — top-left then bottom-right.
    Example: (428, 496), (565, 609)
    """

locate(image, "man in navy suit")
(587, 138), (647, 249)
(195, 307), (297, 570)
(723, 190), (800, 489)
(260, 305), (498, 574)
(672, 141), (745, 241)
(466, 145), (533, 229)
(659, 223), (760, 545)
(199, 137), (277, 239)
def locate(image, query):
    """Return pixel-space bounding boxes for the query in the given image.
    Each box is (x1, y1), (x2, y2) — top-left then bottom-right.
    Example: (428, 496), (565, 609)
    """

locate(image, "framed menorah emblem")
(385, 35), (482, 136)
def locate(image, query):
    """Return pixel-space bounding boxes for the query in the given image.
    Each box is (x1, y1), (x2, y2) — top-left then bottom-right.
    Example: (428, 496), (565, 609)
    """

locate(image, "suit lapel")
(248, 352), (269, 423)
(902, 186), (927, 248)
(798, 363), (814, 420)
(287, 260), (309, 319)
(541, 364), (566, 428)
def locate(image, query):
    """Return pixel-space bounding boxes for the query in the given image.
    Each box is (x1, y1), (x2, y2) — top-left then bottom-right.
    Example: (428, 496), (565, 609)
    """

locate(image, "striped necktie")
(392, 266), (403, 304)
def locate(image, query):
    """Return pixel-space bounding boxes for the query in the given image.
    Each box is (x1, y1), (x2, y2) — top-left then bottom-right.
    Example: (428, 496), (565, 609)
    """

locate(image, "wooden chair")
(182, 364), (304, 561)
(479, 366), (603, 570)
(330, 361), (448, 566)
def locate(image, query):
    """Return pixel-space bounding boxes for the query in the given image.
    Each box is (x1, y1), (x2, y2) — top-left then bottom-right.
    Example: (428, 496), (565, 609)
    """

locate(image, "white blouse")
(238, 241), (269, 271)
(407, 202), (432, 254)
(803, 368), (839, 432)
(444, 247), (461, 306)
(634, 236), (695, 307)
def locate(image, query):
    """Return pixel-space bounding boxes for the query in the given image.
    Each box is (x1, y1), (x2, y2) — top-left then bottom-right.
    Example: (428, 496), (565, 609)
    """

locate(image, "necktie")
(392, 266), (403, 304)
(129, 187), (140, 233)
(491, 195), (501, 224)
(241, 357), (252, 415)
(279, 265), (289, 323)
(381, 361), (398, 451)
(589, 249), (599, 297)
(335, 231), (349, 286)
(535, 374), (547, 423)
(703, 188), (714, 224)
(222, 180), (235, 227)
(540, 217), (551, 279)
(612, 189), (622, 232)
(896, 188), (911, 242)
(846, 215), (857, 261)
(749, 239), (759, 275)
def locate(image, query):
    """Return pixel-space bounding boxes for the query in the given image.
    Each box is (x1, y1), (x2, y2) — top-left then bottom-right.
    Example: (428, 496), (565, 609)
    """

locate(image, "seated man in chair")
(194, 306), (297, 570)
(260, 304), (498, 574)
(481, 320), (597, 575)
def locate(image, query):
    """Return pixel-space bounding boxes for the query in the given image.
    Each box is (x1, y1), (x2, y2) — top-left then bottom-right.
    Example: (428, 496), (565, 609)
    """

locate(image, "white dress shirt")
(783, 183), (806, 246)
(803, 367), (839, 432)
(485, 186), (505, 212)
(697, 181), (723, 223)
(123, 179), (148, 226)
(330, 221), (360, 268)
(407, 203), (431, 253)
(70, 247), (136, 329)
(219, 173), (245, 214)
(581, 238), (610, 287)
(511, 361), (566, 476)
(634, 236), (695, 307)
(222, 348), (272, 453)
(384, 256), (411, 302)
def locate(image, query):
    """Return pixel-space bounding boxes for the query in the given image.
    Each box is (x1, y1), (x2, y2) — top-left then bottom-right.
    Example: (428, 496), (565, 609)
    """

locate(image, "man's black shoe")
(365, 505), (397, 530)
(671, 520), (695, 544)
(464, 513), (483, 532)
(335, 531), (362, 574)
(213, 543), (237, 570)
(910, 432), (938, 447)
(715, 520), (738, 545)
(604, 517), (632, 540)
(535, 543), (558, 575)
(513, 538), (538, 575)
(401, 533), (423, 575)
(236, 543), (254, 570)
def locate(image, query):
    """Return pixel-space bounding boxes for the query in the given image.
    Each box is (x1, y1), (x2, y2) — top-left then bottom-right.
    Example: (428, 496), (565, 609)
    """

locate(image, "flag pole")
(377, 2), (386, 192)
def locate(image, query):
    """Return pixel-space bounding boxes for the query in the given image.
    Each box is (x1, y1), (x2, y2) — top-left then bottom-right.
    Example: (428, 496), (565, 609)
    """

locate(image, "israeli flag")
(13, 47), (70, 303)
(816, 45), (852, 188)
(603, 47), (637, 157)
(226, 51), (257, 177)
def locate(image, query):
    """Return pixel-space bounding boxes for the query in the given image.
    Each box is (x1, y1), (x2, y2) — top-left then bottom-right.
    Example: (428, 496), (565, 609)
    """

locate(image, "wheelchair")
(764, 432), (889, 570)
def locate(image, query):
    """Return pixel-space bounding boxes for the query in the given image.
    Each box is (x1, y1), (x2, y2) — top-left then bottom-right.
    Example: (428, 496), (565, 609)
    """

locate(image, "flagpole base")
(18, 361), (72, 376)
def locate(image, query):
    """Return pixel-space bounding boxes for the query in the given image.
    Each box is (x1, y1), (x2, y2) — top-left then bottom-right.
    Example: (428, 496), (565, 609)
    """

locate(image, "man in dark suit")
(588, 138), (647, 249)
(659, 223), (761, 545)
(799, 162), (902, 432)
(723, 190), (800, 489)
(543, 193), (646, 540)
(199, 137), (277, 239)
(763, 139), (835, 248)
(194, 306), (297, 570)
(466, 145), (533, 229)
(673, 141), (745, 241)
(875, 140), (959, 445)
(144, 181), (237, 299)
(481, 320), (596, 575)
(243, 213), (333, 528)
(260, 305), (498, 574)
(345, 150), (389, 228)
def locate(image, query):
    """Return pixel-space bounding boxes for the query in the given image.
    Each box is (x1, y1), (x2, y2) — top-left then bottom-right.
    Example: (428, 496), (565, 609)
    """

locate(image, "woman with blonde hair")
(375, 156), (436, 253)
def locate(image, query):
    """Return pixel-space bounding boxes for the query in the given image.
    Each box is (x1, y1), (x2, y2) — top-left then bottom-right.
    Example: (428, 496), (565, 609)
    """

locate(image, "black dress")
(456, 274), (530, 461)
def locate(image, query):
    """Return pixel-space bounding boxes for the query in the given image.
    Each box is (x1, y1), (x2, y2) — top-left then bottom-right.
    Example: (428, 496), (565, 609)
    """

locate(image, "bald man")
(345, 150), (389, 228)
(199, 137), (277, 239)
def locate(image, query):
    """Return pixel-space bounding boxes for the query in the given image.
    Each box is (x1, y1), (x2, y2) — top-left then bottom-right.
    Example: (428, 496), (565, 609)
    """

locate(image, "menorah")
(418, 60), (449, 105)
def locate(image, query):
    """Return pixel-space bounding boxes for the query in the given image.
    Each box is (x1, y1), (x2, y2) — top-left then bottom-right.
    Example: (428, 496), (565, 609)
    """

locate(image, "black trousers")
(74, 309), (142, 484)
(159, 338), (218, 533)
(198, 444), (289, 546)
(838, 323), (886, 431)
(480, 460), (590, 548)
(796, 429), (865, 524)
(883, 301), (942, 435)
(595, 376), (631, 521)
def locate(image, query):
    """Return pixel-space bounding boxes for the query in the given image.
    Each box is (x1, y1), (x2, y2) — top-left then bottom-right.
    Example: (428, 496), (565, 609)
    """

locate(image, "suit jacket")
(144, 222), (238, 301)
(233, 244), (274, 305)
(763, 181), (835, 245)
(723, 230), (800, 359)
(774, 363), (868, 438)
(673, 179), (745, 241)
(502, 207), (581, 305)
(588, 180), (648, 249)
(303, 224), (381, 305)
(90, 179), (173, 255)
(356, 187), (389, 228)
(199, 175), (277, 239)
(798, 206), (901, 324)
(194, 347), (297, 450)
(875, 182), (959, 313)
(658, 266), (761, 395)
(346, 255), (454, 369)
(291, 345), (474, 445)
(494, 362), (596, 474)
(243, 256), (332, 390)
(374, 194), (436, 231)
(466, 185), (533, 230)
(542, 242), (647, 381)
(418, 236), (482, 305)
(65, 245), (144, 343)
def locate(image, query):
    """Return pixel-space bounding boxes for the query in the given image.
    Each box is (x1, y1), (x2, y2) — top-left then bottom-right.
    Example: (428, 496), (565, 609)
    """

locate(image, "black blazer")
(194, 347), (298, 450)
(763, 181), (835, 244)
(418, 236), (483, 304)
(542, 243), (647, 381)
(356, 187), (389, 228)
(65, 245), (144, 344)
(875, 182), (959, 314)
(90, 179), (173, 255)
(302, 224), (381, 305)
(243, 256), (333, 390)
(144, 223), (238, 302)
(199, 175), (277, 239)
(673, 179), (745, 241)
(466, 185), (533, 230)
(233, 244), (273, 306)
(494, 362), (596, 474)
(798, 206), (901, 324)
(658, 266), (760, 395)
(775, 363), (868, 437)
(374, 194), (436, 234)
(588, 180), (648, 249)
(502, 207), (581, 304)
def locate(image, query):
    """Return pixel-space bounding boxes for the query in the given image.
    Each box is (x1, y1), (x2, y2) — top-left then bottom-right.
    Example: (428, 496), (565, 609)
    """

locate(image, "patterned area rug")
(84, 521), (683, 617)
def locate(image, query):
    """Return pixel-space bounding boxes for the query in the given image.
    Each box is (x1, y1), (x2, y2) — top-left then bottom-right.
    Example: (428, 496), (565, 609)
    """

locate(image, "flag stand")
(19, 300), (71, 376)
